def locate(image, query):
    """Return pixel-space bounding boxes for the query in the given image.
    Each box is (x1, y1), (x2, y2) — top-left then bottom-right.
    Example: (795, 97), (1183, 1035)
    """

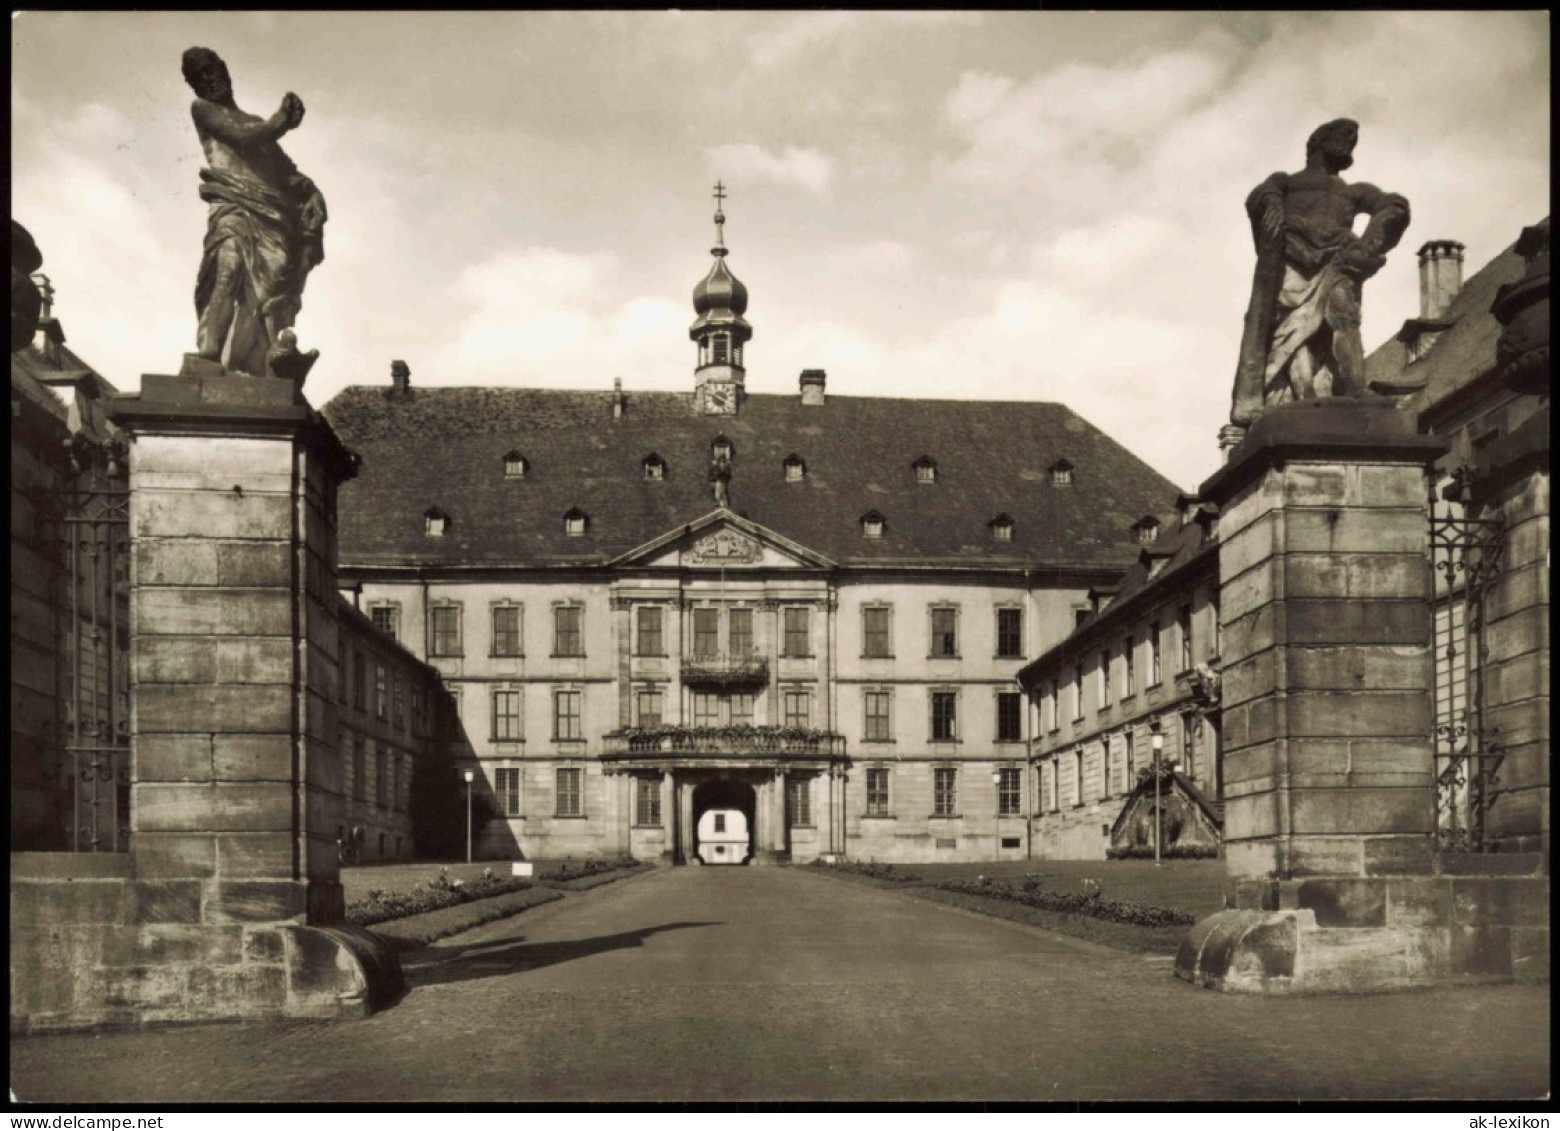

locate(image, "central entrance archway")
(690, 777), (757, 865)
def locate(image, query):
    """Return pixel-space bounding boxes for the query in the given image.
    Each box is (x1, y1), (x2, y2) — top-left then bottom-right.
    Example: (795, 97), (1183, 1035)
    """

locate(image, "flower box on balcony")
(679, 654), (769, 689)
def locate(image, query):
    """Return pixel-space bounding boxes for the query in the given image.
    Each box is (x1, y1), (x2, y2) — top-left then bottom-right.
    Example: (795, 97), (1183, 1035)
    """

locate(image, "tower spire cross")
(712, 182), (728, 249)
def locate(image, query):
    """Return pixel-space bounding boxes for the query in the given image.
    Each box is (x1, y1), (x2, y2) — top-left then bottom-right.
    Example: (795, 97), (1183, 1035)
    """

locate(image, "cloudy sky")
(12, 11), (1550, 490)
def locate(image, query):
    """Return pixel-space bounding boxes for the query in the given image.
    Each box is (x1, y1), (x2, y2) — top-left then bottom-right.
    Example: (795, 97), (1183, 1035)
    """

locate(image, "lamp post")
(463, 769), (475, 864)
(992, 767), (1004, 862)
(1150, 723), (1164, 866)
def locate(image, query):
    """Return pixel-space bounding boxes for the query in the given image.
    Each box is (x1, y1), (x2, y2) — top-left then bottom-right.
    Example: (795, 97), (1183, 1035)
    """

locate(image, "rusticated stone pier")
(10, 371), (401, 1031)
(1177, 399), (1549, 993)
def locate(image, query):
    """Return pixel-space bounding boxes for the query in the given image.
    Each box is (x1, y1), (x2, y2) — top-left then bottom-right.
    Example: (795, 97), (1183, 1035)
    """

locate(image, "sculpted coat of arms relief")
(684, 529), (761, 565)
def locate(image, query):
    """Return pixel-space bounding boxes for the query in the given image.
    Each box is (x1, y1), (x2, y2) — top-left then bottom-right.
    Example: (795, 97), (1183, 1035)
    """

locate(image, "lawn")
(340, 859), (629, 904)
(885, 858), (1226, 919)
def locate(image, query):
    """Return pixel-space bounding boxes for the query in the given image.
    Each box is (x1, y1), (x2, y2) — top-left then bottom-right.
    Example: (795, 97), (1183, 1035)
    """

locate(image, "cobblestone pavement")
(10, 867), (1550, 1104)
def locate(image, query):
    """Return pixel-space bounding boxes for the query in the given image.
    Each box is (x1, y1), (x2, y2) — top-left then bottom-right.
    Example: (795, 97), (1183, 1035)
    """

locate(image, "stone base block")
(511, 862), (534, 877)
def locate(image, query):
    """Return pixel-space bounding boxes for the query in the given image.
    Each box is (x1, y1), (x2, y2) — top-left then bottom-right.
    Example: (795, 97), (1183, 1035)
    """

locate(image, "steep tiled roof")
(322, 388), (1184, 570)
(1364, 234), (1531, 416)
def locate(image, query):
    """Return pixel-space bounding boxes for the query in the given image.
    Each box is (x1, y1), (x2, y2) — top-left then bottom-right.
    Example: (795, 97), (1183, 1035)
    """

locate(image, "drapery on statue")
(184, 47), (326, 379)
(1230, 119), (1410, 427)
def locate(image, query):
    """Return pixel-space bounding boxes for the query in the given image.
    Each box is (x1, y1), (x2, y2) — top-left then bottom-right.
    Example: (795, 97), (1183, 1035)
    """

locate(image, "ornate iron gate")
(1427, 466), (1506, 852)
(50, 435), (132, 852)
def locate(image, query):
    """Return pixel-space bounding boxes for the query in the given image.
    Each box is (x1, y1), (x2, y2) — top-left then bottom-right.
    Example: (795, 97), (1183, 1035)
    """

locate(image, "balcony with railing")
(603, 725), (845, 761)
(679, 652), (769, 689)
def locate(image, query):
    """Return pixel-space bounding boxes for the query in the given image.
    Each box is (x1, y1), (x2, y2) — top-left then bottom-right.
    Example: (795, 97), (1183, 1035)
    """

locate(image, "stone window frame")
(691, 604), (721, 659)
(1045, 680), (1059, 735)
(782, 605), (812, 658)
(862, 686), (893, 743)
(932, 765), (959, 818)
(353, 648), (367, 713)
(635, 683), (664, 728)
(555, 766), (585, 818)
(691, 689), (723, 728)
(928, 603), (960, 659)
(633, 774), (663, 828)
(552, 602), (585, 658)
(491, 685), (524, 742)
(410, 686), (425, 738)
(392, 671), (406, 731)
(861, 603), (894, 659)
(495, 765), (523, 817)
(1101, 735), (1115, 799)
(394, 751), (408, 813)
(1073, 749), (1086, 809)
(1046, 755), (1059, 813)
(375, 741), (391, 810)
(994, 605), (1023, 659)
(375, 659), (389, 721)
(1181, 710), (1197, 778)
(781, 686), (812, 729)
(1149, 618), (1164, 687)
(635, 605), (666, 657)
(930, 687), (960, 743)
(995, 689), (1023, 743)
(728, 606), (754, 657)
(863, 766), (892, 819)
(490, 602), (524, 658)
(368, 602), (400, 643)
(1125, 729), (1137, 783)
(1122, 634), (1137, 700)
(552, 687), (585, 742)
(429, 602), (464, 658)
(1178, 602), (1194, 674)
(785, 774), (814, 829)
(1098, 647), (1112, 709)
(996, 766), (1023, 817)
(1072, 662), (1085, 721)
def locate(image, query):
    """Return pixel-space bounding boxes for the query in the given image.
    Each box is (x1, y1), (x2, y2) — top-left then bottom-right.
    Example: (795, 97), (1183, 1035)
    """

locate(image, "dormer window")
(563, 508), (588, 537)
(1050, 459), (1073, 486)
(783, 454), (806, 483)
(424, 507), (450, 538)
(860, 510), (886, 540)
(1132, 516), (1161, 544)
(503, 451), (528, 479)
(711, 435), (734, 461)
(912, 456), (938, 484)
(643, 454), (667, 481)
(989, 514), (1014, 542)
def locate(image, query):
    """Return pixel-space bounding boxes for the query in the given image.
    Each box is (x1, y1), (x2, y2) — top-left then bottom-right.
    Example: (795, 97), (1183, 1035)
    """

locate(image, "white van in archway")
(695, 808), (750, 865)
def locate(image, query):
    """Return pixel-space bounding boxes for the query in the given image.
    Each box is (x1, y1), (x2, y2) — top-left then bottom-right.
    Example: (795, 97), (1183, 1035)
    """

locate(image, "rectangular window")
(1211, 592), (1222, 657)
(728, 692), (754, 726)
(693, 691), (721, 728)
(933, 767), (958, 817)
(555, 767), (582, 817)
(1072, 664), (1084, 720)
(785, 776), (812, 827)
(353, 736), (366, 802)
(393, 673), (405, 730)
(728, 607), (753, 656)
(1179, 604), (1194, 673)
(931, 691), (958, 741)
(353, 650), (366, 712)
(1102, 740), (1114, 798)
(1182, 712), (1196, 777)
(865, 767), (890, 817)
(714, 812), (726, 833)
(996, 607), (1023, 658)
(692, 607), (719, 658)
(411, 687), (424, 737)
(370, 604), (398, 641)
(997, 767), (1022, 817)
(491, 605), (522, 656)
(430, 605), (462, 657)
(862, 607), (891, 658)
(996, 691), (1022, 742)
(783, 607), (810, 657)
(1125, 730), (1136, 782)
(554, 606), (584, 657)
(930, 607), (958, 657)
(636, 606), (664, 656)
(492, 689), (522, 741)
(554, 689), (583, 740)
(1047, 758), (1058, 812)
(376, 746), (389, 809)
(375, 662), (388, 720)
(496, 767), (522, 817)
(783, 689), (811, 729)
(395, 754), (407, 813)
(1123, 636), (1136, 698)
(864, 690), (892, 741)
(1099, 649), (1111, 707)
(1074, 750), (1085, 806)
(634, 776), (661, 827)
(1046, 681), (1059, 732)
(636, 686), (663, 728)
(1150, 621), (1163, 685)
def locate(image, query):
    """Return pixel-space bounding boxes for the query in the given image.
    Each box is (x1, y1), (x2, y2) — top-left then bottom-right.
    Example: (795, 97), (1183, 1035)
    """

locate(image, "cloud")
(705, 143), (834, 197)
(747, 11), (980, 70)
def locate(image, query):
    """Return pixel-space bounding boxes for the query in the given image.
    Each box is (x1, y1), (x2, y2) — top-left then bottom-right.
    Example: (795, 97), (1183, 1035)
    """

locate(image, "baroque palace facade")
(322, 206), (1181, 863)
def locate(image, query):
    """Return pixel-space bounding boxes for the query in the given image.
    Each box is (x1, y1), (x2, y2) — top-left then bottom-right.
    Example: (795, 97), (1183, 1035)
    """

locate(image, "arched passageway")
(690, 777), (756, 865)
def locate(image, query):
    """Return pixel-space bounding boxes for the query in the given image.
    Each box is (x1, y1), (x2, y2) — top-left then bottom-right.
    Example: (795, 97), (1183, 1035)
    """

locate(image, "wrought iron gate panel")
(49, 440), (132, 853)
(1427, 467), (1506, 852)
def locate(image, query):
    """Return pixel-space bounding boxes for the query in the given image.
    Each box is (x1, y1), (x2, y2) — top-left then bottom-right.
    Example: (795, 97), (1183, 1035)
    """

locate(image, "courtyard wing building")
(322, 209), (1182, 864)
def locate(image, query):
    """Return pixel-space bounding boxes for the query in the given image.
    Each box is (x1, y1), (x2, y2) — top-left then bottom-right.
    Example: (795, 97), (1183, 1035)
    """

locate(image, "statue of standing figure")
(183, 47), (326, 379)
(1230, 119), (1410, 428)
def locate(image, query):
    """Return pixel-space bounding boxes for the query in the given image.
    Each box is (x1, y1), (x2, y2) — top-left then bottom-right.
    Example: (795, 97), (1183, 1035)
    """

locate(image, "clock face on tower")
(705, 384), (735, 414)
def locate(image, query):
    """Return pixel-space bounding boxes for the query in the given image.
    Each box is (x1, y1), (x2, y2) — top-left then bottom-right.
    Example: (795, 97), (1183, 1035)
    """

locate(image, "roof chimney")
(799, 369), (826, 406)
(389, 359), (410, 399)
(612, 376), (626, 419)
(1418, 240), (1465, 321)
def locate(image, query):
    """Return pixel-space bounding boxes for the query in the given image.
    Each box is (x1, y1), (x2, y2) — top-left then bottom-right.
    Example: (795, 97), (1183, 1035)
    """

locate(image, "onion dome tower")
(690, 182), (752, 415)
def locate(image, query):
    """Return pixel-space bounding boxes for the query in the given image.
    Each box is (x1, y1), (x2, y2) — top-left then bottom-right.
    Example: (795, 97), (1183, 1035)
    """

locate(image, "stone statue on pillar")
(1229, 119), (1410, 435)
(182, 47), (325, 386)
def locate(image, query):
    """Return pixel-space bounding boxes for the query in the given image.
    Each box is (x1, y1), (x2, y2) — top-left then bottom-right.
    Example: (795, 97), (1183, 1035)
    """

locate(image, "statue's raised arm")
(183, 47), (325, 382)
(1230, 119), (1410, 429)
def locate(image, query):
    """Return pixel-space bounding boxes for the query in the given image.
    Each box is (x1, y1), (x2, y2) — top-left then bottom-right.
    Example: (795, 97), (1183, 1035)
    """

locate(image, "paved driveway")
(10, 867), (1550, 1103)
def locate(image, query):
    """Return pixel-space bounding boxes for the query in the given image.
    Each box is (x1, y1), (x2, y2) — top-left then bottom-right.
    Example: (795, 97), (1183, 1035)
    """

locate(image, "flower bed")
(1105, 844), (1219, 860)
(810, 859), (917, 883)
(347, 867), (538, 927)
(930, 875), (1195, 929)
(368, 886), (563, 952)
(540, 856), (646, 890)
